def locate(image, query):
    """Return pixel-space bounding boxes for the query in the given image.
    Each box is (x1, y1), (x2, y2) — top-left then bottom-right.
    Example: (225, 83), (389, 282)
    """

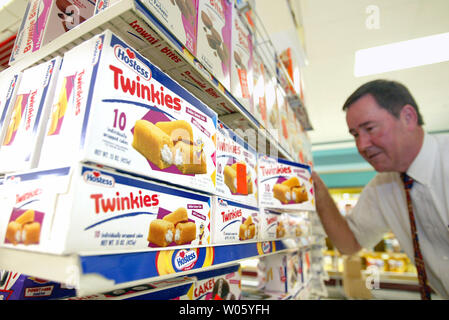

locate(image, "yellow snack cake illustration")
(292, 185), (308, 203)
(15, 209), (35, 225)
(48, 78), (69, 135)
(239, 216), (256, 240)
(273, 183), (291, 204)
(156, 120), (193, 144)
(243, 215), (253, 227)
(276, 222), (285, 238)
(281, 176), (300, 189)
(22, 222), (41, 245)
(173, 141), (207, 174)
(132, 119), (174, 169)
(248, 224), (256, 239)
(223, 165), (237, 193)
(3, 95), (23, 146)
(174, 221), (196, 245)
(5, 221), (22, 245)
(239, 223), (249, 240)
(148, 219), (175, 247)
(163, 207), (188, 225)
(224, 163), (253, 195)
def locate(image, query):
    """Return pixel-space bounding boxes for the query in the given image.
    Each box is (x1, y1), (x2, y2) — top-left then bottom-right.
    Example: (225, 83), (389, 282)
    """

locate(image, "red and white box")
(38, 30), (217, 195)
(257, 154), (315, 211)
(215, 120), (257, 206)
(258, 209), (286, 241)
(0, 57), (61, 174)
(0, 69), (22, 149)
(9, 0), (96, 65)
(0, 164), (211, 255)
(211, 196), (259, 244)
(230, 6), (253, 113)
(260, 250), (302, 294)
(196, 0), (233, 91)
(251, 51), (266, 128)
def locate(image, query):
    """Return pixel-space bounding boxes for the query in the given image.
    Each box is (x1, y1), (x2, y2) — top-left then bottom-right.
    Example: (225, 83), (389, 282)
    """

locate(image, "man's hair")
(342, 79), (424, 125)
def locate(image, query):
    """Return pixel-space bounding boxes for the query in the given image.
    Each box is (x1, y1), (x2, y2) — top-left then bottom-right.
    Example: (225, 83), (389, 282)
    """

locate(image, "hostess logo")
(114, 45), (151, 80)
(174, 249), (198, 271)
(218, 199), (228, 207)
(83, 170), (115, 188)
(261, 241), (272, 254)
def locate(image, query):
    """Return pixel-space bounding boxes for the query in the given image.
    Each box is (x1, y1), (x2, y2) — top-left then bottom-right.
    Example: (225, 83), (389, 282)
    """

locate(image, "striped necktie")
(401, 173), (432, 300)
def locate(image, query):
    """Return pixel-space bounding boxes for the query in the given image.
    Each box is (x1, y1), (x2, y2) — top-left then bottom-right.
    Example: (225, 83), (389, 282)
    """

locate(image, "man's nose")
(356, 131), (372, 152)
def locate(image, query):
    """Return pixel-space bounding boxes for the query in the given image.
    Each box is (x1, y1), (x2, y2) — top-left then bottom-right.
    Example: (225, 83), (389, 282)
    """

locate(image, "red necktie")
(401, 173), (432, 300)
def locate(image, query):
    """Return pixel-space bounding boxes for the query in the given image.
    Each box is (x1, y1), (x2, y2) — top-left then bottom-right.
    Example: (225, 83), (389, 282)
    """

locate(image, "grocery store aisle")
(325, 285), (445, 300)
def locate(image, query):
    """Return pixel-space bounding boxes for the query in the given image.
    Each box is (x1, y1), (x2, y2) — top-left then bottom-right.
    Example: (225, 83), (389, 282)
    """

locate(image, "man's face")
(346, 94), (407, 172)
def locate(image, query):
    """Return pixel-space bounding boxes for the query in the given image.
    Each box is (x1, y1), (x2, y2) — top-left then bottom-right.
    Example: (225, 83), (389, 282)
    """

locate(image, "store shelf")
(0, 239), (306, 296)
(8, 0), (293, 161)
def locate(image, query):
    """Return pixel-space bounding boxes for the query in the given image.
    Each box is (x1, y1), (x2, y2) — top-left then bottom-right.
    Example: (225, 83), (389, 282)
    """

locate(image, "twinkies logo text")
(114, 45), (151, 81)
(83, 171), (115, 188)
(174, 249), (198, 271)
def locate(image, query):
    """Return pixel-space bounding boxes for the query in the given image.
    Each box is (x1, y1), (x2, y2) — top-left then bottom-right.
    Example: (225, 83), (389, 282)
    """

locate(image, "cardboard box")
(0, 164), (211, 255)
(230, 6), (253, 113)
(215, 120), (257, 206)
(197, 0), (232, 91)
(95, 0), (120, 14)
(38, 30), (217, 195)
(0, 57), (61, 174)
(258, 209), (286, 241)
(251, 51), (266, 128)
(261, 251), (302, 294)
(277, 88), (291, 155)
(343, 255), (363, 279)
(9, 0), (96, 65)
(0, 270), (75, 300)
(211, 196), (259, 244)
(180, 264), (241, 300)
(139, 0), (199, 56)
(66, 276), (196, 300)
(257, 154), (314, 211)
(0, 70), (22, 148)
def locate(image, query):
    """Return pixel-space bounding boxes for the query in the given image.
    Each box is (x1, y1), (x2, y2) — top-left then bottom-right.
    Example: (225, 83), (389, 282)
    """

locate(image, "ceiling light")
(354, 32), (449, 77)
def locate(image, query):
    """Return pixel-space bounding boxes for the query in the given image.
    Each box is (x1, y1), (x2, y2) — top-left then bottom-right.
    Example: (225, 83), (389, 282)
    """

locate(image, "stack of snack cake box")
(0, 0), (315, 299)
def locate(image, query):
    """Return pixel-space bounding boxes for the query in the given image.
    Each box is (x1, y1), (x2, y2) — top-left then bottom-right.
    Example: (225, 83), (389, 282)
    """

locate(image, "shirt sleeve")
(345, 178), (391, 249)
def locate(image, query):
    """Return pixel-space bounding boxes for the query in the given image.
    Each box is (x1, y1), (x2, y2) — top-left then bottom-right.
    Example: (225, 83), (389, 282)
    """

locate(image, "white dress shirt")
(346, 133), (449, 298)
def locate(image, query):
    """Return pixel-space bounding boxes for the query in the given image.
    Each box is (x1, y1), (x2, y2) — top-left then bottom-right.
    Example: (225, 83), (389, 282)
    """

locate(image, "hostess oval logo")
(261, 241), (272, 254)
(114, 45), (151, 80)
(83, 170), (115, 188)
(174, 249), (198, 271)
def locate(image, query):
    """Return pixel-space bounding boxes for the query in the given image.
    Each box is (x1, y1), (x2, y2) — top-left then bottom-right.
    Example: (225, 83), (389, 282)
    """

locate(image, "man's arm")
(312, 171), (362, 255)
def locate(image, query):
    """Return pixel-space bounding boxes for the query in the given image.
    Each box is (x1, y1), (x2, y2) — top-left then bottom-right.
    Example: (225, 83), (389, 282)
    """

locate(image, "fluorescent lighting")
(354, 32), (449, 77)
(0, 0), (12, 9)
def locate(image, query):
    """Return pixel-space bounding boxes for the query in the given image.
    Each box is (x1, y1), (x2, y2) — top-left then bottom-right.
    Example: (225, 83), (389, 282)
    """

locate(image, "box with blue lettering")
(0, 163), (211, 255)
(38, 29), (217, 195)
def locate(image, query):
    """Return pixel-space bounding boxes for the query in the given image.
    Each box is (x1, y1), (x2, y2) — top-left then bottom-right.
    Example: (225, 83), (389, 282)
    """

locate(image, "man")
(312, 79), (449, 299)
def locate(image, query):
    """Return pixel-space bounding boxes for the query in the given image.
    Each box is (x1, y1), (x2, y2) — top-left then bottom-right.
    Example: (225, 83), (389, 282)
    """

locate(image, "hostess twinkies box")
(261, 251), (302, 294)
(257, 154), (314, 211)
(38, 30), (217, 195)
(9, 0), (96, 65)
(215, 120), (257, 206)
(0, 270), (76, 300)
(230, 6), (253, 113)
(264, 70), (279, 133)
(252, 51), (266, 128)
(0, 164), (211, 255)
(197, 0), (232, 91)
(211, 196), (259, 244)
(0, 57), (61, 174)
(277, 85), (291, 154)
(259, 209), (286, 241)
(180, 264), (241, 300)
(140, 0), (199, 56)
(0, 70), (22, 148)
(66, 277), (196, 300)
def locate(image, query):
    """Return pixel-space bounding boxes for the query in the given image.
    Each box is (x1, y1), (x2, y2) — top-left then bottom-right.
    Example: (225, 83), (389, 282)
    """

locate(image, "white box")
(251, 51), (266, 128)
(197, 0), (232, 91)
(39, 30), (217, 195)
(211, 196), (259, 244)
(9, 0), (95, 65)
(140, 0), (199, 56)
(0, 57), (61, 173)
(0, 70), (22, 148)
(262, 251), (302, 294)
(215, 120), (257, 206)
(259, 209), (286, 241)
(230, 6), (253, 112)
(95, 0), (121, 14)
(0, 164), (211, 255)
(180, 264), (241, 300)
(257, 154), (315, 211)
(277, 86), (291, 154)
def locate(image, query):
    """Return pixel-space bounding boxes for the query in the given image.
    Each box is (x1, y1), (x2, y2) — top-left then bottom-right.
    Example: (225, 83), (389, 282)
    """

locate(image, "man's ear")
(400, 104), (418, 127)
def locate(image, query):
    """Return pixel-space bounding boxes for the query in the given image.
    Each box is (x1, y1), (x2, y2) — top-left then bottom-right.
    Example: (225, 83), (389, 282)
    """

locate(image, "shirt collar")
(406, 132), (436, 186)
